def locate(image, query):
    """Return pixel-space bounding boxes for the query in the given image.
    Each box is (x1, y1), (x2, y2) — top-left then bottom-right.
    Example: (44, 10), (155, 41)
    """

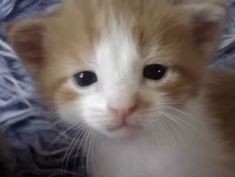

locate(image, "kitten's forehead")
(95, 21), (140, 90)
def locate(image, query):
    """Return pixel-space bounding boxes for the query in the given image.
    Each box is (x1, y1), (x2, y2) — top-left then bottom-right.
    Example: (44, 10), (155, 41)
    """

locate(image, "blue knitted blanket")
(0, 0), (234, 177)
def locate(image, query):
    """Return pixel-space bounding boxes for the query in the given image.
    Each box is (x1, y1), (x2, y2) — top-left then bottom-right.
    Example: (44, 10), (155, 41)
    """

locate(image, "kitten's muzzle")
(106, 103), (139, 131)
(109, 103), (137, 121)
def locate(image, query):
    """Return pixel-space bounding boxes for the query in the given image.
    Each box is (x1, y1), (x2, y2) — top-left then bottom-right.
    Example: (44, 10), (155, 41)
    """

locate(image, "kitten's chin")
(98, 124), (143, 139)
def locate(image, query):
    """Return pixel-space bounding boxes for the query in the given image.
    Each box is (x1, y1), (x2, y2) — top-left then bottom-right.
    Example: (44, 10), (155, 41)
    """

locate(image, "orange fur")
(204, 70), (235, 149)
(7, 0), (225, 105)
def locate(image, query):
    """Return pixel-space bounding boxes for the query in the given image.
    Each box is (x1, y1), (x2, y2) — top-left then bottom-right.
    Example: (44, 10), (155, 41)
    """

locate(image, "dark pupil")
(74, 71), (97, 87)
(143, 64), (167, 80)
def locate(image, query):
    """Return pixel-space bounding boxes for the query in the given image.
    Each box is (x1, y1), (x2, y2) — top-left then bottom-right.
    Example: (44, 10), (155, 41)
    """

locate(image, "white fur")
(59, 95), (232, 177)
(95, 22), (141, 110)
(88, 98), (231, 177)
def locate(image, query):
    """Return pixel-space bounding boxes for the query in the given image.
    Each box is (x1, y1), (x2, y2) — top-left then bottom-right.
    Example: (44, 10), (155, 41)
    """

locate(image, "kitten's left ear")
(182, 3), (227, 59)
(6, 19), (46, 76)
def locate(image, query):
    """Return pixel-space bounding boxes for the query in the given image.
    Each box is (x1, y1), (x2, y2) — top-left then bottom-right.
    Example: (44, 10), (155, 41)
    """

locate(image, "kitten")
(7, 0), (235, 177)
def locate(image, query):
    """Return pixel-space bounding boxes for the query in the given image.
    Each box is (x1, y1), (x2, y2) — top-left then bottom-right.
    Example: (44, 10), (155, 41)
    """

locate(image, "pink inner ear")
(7, 21), (46, 72)
(188, 4), (226, 46)
(194, 21), (221, 44)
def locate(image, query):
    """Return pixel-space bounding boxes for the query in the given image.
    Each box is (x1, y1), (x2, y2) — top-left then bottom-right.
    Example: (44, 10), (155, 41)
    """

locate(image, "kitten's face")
(7, 0), (226, 138)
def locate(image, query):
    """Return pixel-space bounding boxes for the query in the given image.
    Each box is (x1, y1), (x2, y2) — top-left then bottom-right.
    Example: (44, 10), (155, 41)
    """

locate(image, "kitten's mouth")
(107, 122), (141, 132)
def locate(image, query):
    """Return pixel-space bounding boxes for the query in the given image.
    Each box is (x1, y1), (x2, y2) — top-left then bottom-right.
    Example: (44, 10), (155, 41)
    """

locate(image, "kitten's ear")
(182, 3), (227, 59)
(6, 19), (46, 75)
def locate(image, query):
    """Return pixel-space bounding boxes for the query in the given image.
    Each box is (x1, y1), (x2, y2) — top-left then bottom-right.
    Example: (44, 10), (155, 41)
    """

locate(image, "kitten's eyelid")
(144, 56), (173, 67)
(71, 78), (98, 96)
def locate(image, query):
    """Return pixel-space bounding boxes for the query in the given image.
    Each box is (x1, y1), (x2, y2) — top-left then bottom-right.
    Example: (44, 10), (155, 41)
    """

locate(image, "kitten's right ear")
(6, 19), (46, 75)
(181, 2), (227, 60)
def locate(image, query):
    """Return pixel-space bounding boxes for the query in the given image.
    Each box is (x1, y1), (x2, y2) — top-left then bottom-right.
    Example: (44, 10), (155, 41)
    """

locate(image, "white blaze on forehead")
(95, 22), (141, 92)
(94, 21), (141, 109)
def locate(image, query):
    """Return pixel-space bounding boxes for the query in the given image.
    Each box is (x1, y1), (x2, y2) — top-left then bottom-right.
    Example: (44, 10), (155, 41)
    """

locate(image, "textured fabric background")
(213, 0), (235, 68)
(0, 0), (234, 177)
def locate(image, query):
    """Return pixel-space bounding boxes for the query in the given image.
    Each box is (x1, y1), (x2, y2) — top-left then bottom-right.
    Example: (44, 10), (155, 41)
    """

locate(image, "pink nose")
(109, 104), (137, 120)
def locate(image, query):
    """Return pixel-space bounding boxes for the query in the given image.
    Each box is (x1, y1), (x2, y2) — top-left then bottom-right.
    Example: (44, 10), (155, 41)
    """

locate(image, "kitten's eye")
(143, 64), (167, 80)
(73, 71), (97, 87)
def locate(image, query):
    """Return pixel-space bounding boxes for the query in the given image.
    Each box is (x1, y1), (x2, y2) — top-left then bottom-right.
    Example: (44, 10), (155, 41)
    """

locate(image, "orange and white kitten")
(7, 0), (235, 177)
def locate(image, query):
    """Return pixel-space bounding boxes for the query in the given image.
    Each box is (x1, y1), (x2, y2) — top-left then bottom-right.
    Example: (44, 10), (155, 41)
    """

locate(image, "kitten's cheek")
(81, 107), (117, 132)
(56, 102), (84, 125)
(56, 101), (108, 132)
